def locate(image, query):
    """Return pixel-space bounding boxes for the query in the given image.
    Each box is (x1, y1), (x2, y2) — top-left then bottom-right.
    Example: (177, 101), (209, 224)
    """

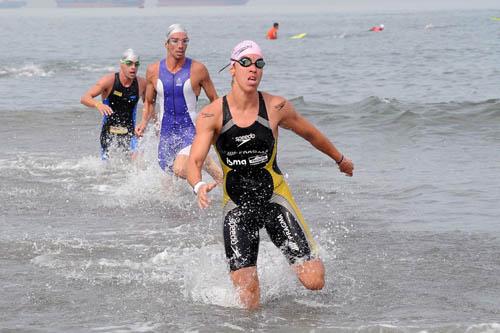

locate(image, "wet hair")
(273, 22), (279, 28)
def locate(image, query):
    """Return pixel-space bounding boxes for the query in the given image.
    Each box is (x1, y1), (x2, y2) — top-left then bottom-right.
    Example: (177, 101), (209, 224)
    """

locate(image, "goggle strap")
(218, 63), (231, 73)
(218, 58), (265, 73)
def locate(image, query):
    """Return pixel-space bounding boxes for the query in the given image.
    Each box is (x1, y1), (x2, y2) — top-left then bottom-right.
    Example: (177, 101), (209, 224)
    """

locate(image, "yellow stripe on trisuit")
(214, 145), (232, 207)
(214, 139), (318, 256)
(264, 140), (319, 255)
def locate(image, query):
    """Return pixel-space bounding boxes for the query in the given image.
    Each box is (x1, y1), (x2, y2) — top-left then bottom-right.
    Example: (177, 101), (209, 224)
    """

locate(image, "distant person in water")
(266, 22), (279, 40)
(80, 49), (146, 160)
(370, 24), (384, 32)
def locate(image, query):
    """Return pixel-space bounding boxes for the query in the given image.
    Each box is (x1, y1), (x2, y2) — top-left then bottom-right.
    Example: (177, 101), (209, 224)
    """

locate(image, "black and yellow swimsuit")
(215, 92), (318, 271)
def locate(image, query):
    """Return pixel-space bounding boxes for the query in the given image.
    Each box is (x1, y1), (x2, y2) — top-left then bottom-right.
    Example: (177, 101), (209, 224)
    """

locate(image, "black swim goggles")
(218, 57), (266, 73)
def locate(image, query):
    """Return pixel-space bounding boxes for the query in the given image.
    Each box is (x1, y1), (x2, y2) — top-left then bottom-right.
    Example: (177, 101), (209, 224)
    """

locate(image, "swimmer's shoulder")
(261, 92), (295, 127)
(145, 61), (161, 81)
(261, 92), (289, 112)
(97, 72), (116, 90)
(198, 97), (224, 129)
(204, 96), (224, 115)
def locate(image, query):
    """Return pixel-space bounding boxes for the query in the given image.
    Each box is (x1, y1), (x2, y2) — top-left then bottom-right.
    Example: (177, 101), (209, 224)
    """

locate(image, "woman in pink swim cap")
(187, 40), (354, 310)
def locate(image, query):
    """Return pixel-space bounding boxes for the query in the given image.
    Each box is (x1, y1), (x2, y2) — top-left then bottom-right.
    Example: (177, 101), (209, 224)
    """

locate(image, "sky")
(21, 0), (500, 10)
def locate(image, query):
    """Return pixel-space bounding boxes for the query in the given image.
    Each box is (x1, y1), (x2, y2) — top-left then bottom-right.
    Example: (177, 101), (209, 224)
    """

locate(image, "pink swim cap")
(230, 40), (263, 66)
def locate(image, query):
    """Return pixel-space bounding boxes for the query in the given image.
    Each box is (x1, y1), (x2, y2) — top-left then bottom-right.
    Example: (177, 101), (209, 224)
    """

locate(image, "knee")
(231, 267), (260, 310)
(172, 164), (183, 177)
(232, 267), (259, 291)
(295, 259), (325, 290)
(172, 159), (187, 179)
(301, 274), (325, 290)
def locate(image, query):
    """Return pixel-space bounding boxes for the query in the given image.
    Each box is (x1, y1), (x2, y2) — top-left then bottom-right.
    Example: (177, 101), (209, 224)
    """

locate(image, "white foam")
(466, 323), (500, 333)
(294, 299), (333, 308)
(67, 155), (106, 172)
(30, 235), (328, 309)
(1, 127), (220, 210)
(31, 253), (65, 269)
(80, 65), (116, 73)
(181, 241), (304, 308)
(0, 63), (53, 77)
(182, 244), (239, 307)
(103, 164), (184, 207)
(221, 323), (246, 331)
(91, 321), (161, 333)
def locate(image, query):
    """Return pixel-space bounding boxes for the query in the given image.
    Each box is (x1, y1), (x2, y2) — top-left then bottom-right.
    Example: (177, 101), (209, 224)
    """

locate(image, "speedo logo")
(235, 133), (255, 147)
(278, 213), (300, 252)
(228, 216), (241, 258)
(228, 216), (239, 246)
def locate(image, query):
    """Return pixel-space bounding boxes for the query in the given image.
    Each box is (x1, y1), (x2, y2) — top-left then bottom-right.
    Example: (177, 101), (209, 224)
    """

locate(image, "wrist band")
(95, 101), (103, 109)
(336, 154), (344, 165)
(193, 181), (206, 195)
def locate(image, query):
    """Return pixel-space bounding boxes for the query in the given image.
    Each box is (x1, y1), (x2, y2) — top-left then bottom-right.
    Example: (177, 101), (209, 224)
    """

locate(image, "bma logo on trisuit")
(226, 158), (247, 166)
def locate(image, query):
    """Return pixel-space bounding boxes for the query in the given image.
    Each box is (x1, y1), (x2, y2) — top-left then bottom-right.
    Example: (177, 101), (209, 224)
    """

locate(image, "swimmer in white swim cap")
(121, 48), (140, 64)
(80, 48), (146, 160)
(134, 23), (222, 183)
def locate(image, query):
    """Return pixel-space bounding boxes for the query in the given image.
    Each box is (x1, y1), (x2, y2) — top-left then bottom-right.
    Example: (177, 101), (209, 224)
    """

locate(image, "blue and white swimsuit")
(156, 57), (197, 171)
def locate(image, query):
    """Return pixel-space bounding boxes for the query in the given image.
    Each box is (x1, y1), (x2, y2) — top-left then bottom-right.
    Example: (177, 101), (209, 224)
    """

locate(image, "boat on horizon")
(156, 0), (249, 6)
(55, 0), (145, 8)
(0, 0), (27, 8)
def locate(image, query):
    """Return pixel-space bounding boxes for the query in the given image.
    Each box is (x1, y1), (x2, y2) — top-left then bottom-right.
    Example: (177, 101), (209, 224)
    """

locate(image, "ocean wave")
(0, 61), (116, 78)
(28, 237), (305, 308)
(0, 63), (54, 78)
(1, 96), (498, 139)
(313, 323), (500, 333)
(423, 23), (460, 30)
(306, 96), (500, 128)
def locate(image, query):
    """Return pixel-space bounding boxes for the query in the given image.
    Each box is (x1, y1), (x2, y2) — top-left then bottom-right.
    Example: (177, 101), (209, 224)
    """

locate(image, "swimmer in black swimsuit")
(81, 49), (146, 160)
(187, 40), (354, 310)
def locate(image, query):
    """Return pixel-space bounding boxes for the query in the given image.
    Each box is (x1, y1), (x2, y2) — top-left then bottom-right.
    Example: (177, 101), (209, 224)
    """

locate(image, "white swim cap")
(121, 48), (139, 62)
(166, 23), (188, 42)
(380, 24), (384, 28)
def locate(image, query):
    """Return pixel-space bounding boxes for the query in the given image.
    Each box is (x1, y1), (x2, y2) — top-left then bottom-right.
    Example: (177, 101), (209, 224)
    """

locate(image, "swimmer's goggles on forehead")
(120, 59), (140, 67)
(218, 57), (266, 73)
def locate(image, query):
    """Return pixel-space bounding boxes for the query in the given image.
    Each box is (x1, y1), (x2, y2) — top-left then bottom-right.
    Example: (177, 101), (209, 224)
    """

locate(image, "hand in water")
(197, 182), (218, 209)
(135, 121), (146, 137)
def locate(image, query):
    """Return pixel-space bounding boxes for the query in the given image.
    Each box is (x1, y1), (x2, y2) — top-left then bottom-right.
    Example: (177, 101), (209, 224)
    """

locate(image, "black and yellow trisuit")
(214, 92), (319, 271)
